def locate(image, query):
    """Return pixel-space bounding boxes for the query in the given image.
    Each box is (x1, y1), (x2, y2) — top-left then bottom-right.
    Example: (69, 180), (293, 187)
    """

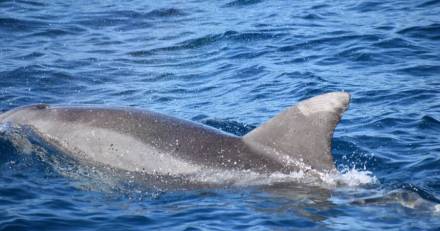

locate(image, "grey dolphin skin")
(0, 92), (350, 175)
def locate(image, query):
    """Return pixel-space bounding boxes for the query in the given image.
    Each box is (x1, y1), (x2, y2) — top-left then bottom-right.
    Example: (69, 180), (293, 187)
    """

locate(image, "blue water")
(1, 0), (440, 230)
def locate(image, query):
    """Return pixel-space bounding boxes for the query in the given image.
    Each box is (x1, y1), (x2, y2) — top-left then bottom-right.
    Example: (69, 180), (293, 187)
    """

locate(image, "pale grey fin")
(243, 92), (351, 171)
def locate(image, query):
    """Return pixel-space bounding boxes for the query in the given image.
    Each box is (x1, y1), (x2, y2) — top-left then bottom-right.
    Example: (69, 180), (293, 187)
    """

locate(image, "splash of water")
(321, 168), (378, 187)
(188, 167), (377, 188)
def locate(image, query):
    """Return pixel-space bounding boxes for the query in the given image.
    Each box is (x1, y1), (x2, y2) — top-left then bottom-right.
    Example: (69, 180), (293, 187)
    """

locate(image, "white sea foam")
(193, 169), (308, 186)
(189, 167), (377, 188)
(320, 168), (378, 187)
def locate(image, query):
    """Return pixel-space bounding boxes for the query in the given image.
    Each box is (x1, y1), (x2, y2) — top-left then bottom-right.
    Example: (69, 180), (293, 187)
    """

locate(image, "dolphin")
(0, 92), (350, 176)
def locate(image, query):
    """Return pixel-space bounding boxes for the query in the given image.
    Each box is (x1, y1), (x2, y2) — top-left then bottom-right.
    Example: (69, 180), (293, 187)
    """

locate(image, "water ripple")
(1, 0), (440, 230)
(398, 23), (440, 40)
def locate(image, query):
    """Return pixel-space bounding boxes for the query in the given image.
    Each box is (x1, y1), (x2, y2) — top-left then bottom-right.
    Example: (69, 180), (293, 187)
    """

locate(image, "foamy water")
(186, 161), (378, 187)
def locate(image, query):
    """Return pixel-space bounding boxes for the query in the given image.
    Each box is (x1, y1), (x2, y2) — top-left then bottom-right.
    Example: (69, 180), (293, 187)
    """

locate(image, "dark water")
(1, 0), (440, 230)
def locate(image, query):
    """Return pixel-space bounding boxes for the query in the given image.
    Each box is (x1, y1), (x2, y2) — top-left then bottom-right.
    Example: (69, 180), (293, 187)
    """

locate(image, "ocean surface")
(0, 0), (439, 230)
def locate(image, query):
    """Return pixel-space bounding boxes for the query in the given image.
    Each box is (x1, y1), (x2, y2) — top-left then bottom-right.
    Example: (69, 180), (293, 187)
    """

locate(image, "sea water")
(0, 0), (439, 230)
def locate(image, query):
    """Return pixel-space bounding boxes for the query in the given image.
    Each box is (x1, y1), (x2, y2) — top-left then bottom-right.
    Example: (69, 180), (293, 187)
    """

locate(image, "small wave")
(73, 8), (186, 30)
(127, 30), (283, 57)
(0, 17), (46, 32)
(0, 187), (37, 200)
(29, 28), (76, 37)
(14, 51), (45, 60)
(348, 1), (388, 13)
(418, 115), (440, 131)
(3, 0), (47, 7)
(145, 8), (187, 18)
(372, 37), (414, 49)
(301, 13), (324, 20)
(417, 0), (440, 7)
(278, 34), (381, 52)
(350, 188), (440, 213)
(398, 23), (440, 40)
(223, 0), (263, 7)
(202, 119), (255, 136)
(395, 64), (440, 77)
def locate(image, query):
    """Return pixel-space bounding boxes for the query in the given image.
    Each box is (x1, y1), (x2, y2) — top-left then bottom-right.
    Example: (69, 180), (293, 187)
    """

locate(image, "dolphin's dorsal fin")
(243, 92), (350, 171)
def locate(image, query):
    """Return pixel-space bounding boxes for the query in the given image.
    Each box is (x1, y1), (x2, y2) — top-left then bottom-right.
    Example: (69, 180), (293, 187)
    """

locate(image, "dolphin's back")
(0, 92), (350, 174)
(0, 105), (283, 173)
